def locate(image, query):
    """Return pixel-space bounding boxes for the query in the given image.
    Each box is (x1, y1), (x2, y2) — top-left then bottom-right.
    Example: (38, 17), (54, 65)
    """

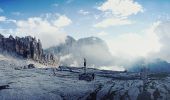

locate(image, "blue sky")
(0, 0), (169, 37)
(0, 0), (170, 59)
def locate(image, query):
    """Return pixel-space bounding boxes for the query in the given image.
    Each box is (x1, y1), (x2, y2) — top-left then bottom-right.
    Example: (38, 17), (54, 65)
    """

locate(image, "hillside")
(0, 54), (170, 100)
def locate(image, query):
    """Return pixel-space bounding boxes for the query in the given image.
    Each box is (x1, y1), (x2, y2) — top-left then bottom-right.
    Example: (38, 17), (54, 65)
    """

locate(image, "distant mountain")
(46, 36), (114, 67)
(128, 58), (170, 72)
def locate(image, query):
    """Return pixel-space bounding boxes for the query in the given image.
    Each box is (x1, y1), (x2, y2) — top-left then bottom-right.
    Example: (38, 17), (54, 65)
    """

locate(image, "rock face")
(0, 34), (56, 65)
(27, 64), (35, 69)
(79, 73), (95, 81)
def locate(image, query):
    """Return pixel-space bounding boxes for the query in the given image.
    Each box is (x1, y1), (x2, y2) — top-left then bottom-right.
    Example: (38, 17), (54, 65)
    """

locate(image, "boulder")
(0, 85), (10, 90)
(27, 64), (35, 69)
(79, 73), (95, 81)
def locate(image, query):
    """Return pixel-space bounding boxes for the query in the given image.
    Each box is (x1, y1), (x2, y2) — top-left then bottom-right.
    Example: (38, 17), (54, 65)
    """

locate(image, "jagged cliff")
(0, 34), (57, 65)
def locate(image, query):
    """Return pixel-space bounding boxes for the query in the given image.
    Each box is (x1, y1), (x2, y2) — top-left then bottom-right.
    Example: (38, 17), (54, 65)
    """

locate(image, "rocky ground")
(0, 55), (170, 100)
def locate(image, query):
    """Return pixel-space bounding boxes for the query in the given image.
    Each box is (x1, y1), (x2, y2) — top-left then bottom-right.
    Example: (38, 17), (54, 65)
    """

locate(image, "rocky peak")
(0, 34), (57, 65)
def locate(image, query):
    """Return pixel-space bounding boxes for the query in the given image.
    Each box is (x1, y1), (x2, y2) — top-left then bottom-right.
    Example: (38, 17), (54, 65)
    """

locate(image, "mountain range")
(0, 34), (170, 72)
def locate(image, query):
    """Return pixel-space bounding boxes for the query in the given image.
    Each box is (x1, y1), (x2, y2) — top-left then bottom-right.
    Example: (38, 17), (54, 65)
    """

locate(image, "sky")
(0, 0), (170, 62)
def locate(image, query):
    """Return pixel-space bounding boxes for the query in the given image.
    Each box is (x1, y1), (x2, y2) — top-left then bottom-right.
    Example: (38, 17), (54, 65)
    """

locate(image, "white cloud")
(95, 0), (143, 28)
(13, 14), (72, 48)
(60, 54), (72, 62)
(99, 66), (125, 71)
(0, 16), (6, 22)
(94, 14), (100, 19)
(94, 17), (132, 28)
(78, 10), (90, 15)
(150, 21), (170, 62)
(97, 31), (108, 36)
(0, 14), (71, 48)
(98, 0), (143, 17)
(52, 15), (72, 28)
(0, 16), (16, 23)
(106, 22), (161, 59)
(0, 29), (14, 37)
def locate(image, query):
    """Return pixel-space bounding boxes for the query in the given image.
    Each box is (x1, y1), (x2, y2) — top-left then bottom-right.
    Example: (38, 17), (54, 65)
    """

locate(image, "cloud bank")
(150, 21), (170, 62)
(0, 14), (72, 49)
(103, 20), (170, 68)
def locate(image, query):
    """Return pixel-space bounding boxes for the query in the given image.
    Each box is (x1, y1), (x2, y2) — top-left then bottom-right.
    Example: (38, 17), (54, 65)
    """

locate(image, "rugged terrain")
(0, 54), (170, 100)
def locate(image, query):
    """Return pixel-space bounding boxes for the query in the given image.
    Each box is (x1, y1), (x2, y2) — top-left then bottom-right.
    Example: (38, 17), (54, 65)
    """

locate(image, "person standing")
(84, 58), (86, 74)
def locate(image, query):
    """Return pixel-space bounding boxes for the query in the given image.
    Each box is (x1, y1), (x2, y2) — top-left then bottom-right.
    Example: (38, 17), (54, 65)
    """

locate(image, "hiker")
(84, 58), (86, 73)
(92, 73), (95, 79)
